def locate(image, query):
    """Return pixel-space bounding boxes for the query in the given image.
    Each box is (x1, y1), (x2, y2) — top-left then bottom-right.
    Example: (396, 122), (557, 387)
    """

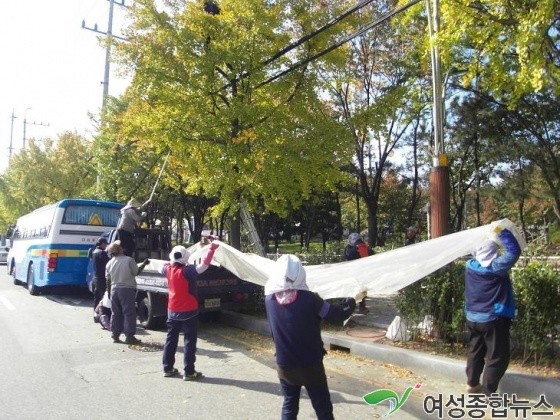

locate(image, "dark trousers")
(116, 229), (135, 257)
(466, 318), (511, 395)
(92, 277), (106, 310)
(110, 288), (137, 338)
(279, 378), (334, 420)
(162, 315), (199, 375)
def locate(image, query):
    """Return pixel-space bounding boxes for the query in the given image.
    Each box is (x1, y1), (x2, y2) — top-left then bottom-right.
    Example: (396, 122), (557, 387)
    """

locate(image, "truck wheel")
(27, 263), (40, 296)
(138, 296), (162, 330)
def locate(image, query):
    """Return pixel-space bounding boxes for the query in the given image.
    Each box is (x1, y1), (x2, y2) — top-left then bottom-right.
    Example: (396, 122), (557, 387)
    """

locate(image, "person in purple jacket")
(265, 254), (356, 420)
(464, 225), (522, 396)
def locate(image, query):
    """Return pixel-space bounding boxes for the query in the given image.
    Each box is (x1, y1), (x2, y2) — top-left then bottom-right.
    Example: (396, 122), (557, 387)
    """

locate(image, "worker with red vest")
(159, 239), (219, 381)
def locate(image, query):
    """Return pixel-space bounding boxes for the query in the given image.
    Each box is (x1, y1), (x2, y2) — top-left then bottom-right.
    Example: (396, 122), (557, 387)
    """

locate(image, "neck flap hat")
(348, 232), (363, 246)
(265, 254), (309, 295)
(474, 240), (499, 267)
(169, 245), (190, 265)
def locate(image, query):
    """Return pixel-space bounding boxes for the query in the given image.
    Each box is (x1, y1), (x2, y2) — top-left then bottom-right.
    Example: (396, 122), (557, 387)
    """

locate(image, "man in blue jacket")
(464, 225), (522, 396)
(91, 237), (110, 321)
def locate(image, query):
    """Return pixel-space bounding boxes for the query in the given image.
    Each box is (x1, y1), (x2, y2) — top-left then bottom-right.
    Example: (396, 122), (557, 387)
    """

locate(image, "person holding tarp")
(115, 198), (150, 257)
(464, 221), (523, 397)
(159, 240), (219, 381)
(265, 254), (356, 420)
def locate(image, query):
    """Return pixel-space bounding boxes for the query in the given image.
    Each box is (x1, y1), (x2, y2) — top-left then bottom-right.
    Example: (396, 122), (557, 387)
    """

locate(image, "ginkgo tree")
(0, 132), (97, 230)
(435, 0), (560, 102)
(99, 0), (355, 246)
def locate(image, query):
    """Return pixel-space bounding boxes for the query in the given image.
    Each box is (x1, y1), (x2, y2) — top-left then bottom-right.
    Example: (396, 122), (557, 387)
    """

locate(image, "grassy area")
(271, 240), (334, 254)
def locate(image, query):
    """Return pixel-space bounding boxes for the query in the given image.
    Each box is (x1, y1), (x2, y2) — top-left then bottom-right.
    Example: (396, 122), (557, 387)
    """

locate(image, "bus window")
(62, 204), (121, 227)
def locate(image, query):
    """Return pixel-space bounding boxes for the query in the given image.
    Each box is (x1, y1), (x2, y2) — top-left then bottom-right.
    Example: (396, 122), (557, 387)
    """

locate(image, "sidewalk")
(222, 296), (560, 407)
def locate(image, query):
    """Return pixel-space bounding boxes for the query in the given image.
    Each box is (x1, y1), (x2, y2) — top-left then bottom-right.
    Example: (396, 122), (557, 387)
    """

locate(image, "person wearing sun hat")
(464, 223), (523, 397)
(115, 197), (150, 257)
(159, 239), (219, 381)
(265, 254), (356, 419)
(105, 240), (149, 344)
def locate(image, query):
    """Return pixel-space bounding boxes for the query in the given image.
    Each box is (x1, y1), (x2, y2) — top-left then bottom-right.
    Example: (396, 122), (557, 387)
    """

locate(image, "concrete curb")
(221, 310), (560, 406)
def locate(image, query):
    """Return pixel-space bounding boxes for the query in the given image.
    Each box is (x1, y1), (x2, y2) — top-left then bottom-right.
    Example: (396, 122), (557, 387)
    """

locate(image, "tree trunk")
(230, 210), (241, 250)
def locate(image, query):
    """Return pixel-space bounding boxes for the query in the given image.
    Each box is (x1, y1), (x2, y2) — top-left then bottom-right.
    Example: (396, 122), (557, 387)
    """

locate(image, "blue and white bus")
(7, 199), (122, 295)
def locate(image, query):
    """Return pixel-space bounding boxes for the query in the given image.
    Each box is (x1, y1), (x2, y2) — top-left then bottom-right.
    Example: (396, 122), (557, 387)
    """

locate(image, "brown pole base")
(430, 166), (450, 238)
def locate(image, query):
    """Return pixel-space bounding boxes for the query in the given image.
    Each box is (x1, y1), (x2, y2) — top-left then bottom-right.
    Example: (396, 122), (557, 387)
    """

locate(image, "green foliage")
(394, 260), (560, 367)
(436, 0), (560, 102)
(393, 262), (466, 341)
(0, 132), (97, 228)
(511, 263), (560, 365)
(272, 239), (344, 265)
(108, 0), (353, 220)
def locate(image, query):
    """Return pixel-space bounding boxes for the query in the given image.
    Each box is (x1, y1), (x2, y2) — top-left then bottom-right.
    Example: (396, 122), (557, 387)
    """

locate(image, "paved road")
(0, 272), (430, 419)
(1, 270), (557, 419)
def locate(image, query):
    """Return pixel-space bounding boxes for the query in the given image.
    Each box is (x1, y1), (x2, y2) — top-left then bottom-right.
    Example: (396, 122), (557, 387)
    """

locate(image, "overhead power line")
(262, 0), (378, 67)
(257, 0), (422, 89)
(210, 0), (421, 94)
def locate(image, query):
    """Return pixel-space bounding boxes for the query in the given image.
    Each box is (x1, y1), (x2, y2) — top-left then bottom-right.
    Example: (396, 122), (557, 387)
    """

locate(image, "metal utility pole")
(425, 0), (449, 239)
(82, 0), (127, 194)
(23, 108), (50, 149)
(102, 0), (115, 108)
(82, 0), (127, 108)
(9, 109), (16, 161)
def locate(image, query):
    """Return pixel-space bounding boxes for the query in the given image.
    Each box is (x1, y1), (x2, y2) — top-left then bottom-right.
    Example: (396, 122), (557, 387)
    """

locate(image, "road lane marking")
(0, 295), (16, 310)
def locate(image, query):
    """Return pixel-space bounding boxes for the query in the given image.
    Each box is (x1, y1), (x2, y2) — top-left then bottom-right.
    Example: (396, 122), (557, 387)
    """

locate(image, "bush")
(393, 262), (466, 342)
(511, 262), (560, 366)
(393, 259), (560, 367)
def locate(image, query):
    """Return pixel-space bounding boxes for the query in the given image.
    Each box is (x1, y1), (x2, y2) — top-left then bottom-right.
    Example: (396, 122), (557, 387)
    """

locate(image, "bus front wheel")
(27, 264), (40, 296)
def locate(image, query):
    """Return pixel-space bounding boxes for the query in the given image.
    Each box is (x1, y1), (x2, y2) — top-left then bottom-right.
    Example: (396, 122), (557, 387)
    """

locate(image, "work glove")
(203, 242), (219, 265)
(137, 259), (150, 274)
(341, 297), (357, 315)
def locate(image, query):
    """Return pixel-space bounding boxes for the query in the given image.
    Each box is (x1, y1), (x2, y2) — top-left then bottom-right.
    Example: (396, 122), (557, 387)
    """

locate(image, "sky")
(0, 0), (131, 172)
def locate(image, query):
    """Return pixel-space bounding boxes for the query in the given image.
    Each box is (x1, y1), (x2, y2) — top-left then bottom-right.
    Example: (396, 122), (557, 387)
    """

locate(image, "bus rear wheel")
(10, 262), (20, 285)
(27, 263), (40, 296)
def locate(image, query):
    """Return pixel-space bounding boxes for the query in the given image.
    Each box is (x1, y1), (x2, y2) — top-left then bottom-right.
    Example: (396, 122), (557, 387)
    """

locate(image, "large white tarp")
(182, 219), (526, 300)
